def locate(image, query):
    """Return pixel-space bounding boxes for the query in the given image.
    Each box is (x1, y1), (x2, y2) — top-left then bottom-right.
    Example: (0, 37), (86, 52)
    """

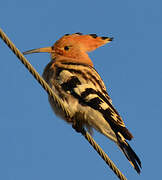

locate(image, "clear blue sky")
(0, 0), (161, 179)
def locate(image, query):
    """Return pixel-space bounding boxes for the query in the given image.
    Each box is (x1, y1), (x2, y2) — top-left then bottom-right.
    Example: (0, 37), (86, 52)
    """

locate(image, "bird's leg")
(72, 112), (84, 133)
(72, 120), (84, 133)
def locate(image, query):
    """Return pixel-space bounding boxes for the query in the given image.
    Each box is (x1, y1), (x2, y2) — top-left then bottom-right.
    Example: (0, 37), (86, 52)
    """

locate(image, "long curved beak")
(23, 46), (52, 55)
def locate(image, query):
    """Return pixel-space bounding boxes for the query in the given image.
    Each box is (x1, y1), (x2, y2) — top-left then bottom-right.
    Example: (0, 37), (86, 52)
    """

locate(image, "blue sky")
(0, 0), (162, 179)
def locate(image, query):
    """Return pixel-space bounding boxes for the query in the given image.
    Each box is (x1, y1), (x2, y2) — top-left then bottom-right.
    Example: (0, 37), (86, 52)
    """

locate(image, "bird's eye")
(64, 46), (70, 51)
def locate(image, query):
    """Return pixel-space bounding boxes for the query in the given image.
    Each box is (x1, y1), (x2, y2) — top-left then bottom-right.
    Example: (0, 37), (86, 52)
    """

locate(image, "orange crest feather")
(54, 33), (113, 53)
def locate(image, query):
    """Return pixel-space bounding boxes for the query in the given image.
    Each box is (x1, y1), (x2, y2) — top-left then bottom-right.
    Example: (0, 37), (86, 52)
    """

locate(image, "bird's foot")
(72, 120), (84, 133)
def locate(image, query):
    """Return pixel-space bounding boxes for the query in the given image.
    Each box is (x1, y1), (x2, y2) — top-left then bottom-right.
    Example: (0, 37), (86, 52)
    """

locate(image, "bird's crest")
(53, 32), (113, 53)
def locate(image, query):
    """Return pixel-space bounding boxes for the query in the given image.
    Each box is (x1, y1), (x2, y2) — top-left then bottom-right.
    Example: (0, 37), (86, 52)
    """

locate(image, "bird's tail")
(117, 133), (141, 174)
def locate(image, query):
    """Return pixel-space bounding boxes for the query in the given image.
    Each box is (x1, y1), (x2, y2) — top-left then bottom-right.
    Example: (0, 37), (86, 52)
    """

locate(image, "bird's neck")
(51, 53), (94, 67)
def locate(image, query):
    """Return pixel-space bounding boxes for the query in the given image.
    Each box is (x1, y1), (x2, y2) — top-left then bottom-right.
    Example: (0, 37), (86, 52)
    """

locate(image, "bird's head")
(23, 33), (113, 66)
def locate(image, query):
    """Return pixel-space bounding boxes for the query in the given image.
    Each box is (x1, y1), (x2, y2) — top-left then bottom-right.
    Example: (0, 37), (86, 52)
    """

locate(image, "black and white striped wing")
(51, 61), (133, 140)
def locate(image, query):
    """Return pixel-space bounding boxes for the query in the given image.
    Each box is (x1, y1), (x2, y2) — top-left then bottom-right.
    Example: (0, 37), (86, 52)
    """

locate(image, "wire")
(0, 28), (127, 180)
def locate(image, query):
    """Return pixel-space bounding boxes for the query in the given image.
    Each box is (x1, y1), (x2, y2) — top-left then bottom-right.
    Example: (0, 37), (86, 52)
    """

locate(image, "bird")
(23, 32), (141, 174)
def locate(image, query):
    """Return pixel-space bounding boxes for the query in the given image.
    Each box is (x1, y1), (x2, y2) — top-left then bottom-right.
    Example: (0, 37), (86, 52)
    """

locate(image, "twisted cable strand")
(0, 28), (127, 180)
(81, 129), (127, 180)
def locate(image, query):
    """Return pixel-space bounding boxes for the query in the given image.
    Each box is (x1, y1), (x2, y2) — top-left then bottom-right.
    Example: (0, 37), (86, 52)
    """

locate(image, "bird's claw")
(72, 120), (84, 133)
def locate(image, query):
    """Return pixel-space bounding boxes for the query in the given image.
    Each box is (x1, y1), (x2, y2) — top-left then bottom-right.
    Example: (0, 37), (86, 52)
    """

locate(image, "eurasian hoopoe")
(23, 33), (141, 174)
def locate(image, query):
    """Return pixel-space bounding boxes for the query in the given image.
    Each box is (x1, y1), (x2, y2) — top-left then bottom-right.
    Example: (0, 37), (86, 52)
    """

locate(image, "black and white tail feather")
(117, 132), (141, 174)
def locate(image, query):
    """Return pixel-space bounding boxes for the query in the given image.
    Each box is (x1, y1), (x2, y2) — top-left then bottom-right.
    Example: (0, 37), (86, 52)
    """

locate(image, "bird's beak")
(23, 46), (53, 55)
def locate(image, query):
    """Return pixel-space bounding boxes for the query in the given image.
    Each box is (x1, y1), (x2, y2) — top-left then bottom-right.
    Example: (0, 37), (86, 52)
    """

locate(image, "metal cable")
(0, 28), (127, 180)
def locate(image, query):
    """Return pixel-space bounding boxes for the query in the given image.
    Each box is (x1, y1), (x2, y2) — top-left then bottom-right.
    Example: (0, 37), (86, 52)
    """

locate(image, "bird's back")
(43, 60), (133, 141)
